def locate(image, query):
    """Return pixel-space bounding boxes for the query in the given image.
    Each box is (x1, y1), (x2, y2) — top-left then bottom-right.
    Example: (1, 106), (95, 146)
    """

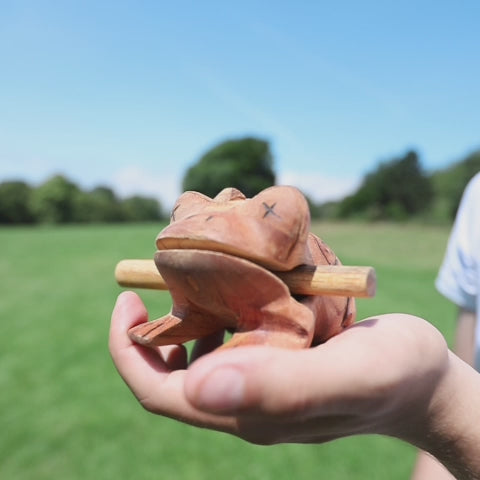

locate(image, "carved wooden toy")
(115, 186), (376, 349)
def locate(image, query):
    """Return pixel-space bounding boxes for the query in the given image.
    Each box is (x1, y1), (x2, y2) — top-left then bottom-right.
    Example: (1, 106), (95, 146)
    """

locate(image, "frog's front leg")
(128, 311), (221, 346)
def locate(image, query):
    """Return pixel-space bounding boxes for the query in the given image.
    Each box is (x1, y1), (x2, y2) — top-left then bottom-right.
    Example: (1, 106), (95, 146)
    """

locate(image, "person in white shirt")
(436, 172), (480, 368)
(411, 172), (480, 479)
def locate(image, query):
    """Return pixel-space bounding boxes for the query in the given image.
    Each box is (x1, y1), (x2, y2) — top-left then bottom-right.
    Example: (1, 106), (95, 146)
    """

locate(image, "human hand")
(109, 291), (451, 446)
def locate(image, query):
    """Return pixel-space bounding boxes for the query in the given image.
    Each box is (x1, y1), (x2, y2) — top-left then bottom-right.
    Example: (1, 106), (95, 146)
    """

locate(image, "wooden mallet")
(115, 259), (376, 298)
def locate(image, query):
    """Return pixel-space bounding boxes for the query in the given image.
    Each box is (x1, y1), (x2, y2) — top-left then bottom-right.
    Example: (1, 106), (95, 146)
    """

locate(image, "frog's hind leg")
(128, 312), (220, 347)
(219, 299), (315, 350)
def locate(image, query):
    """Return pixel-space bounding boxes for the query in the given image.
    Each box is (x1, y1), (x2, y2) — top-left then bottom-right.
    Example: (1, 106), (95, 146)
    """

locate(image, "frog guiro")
(128, 186), (356, 349)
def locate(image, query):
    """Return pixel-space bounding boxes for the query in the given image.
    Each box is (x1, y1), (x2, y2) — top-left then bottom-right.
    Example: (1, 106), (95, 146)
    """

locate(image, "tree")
(121, 195), (165, 222)
(0, 173), (167, 224)
(182, 137), (276, 198)
(338, 150), (432, 220)
(431, 149), (480, 220)
(30, 174), (80, 223)
(74, 186), (125, 222)
(0, 180), (35, 224)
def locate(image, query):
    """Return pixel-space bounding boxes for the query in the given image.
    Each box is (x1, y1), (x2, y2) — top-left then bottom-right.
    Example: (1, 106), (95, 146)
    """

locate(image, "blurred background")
(1, 1), (479, 478)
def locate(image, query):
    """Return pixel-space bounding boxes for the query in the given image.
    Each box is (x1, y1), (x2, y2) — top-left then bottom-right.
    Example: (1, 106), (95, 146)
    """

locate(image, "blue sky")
(1, 1), (479, 208)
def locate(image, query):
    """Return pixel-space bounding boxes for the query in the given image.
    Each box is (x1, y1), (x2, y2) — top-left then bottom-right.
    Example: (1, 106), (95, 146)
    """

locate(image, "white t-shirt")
(436, 172), (480, 370)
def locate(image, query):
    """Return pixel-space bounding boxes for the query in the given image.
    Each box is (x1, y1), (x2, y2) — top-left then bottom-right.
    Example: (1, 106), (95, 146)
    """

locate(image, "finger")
(182, 319), (391, 417)
(159, 344), (188, 370)
(184, 345), (333, 416)
(183, 343), (379, 445)
(190, 330), (226, 363)
(109, 291), (171, 388)
(110, 291), (149, 347)
(184, 314), (447, 420)
(109, 292), (236, 431)
(110, 291), (187, 370)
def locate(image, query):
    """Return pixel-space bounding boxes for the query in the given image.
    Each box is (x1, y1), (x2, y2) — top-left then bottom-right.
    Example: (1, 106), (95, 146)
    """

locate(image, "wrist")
(404, 351), (480, 479)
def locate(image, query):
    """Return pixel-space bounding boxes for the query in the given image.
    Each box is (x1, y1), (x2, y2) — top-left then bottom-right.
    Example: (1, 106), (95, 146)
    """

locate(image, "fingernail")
(195, 367), (245, 412)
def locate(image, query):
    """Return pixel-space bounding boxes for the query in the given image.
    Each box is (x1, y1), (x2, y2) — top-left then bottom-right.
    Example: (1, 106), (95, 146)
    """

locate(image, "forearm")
(407, 352), (480, 479)
(454, 308), (476, 365)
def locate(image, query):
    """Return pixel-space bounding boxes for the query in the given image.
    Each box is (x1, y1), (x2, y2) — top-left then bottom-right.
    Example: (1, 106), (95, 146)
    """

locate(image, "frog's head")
(156, 185), (312, 271)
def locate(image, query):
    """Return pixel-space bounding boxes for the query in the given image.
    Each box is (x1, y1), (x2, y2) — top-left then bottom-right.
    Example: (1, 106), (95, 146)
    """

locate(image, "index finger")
(109, 291), (170, 384)
(109, 291), (236, 431)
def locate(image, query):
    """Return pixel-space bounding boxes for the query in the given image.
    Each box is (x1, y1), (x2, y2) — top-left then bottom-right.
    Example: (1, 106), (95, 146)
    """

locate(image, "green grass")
(0, 221), (455, 479)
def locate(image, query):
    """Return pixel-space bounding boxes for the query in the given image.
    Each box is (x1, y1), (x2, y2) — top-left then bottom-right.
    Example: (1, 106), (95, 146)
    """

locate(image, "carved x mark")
(262, 202), (280, 218)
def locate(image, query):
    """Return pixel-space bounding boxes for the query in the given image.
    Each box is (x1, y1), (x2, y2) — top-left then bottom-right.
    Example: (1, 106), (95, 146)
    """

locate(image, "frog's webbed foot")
(128, 312), (220, 347)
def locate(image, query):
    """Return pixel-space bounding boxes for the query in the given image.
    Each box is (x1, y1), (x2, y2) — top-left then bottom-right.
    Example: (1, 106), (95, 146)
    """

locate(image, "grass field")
(0, 221), (456, 479)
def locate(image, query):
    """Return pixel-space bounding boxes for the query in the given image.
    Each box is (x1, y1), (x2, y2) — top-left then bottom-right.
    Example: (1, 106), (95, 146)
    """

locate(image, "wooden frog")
(127, 186), (357, 349)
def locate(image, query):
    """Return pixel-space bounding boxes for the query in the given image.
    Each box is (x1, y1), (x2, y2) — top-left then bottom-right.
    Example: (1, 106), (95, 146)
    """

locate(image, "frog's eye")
(170, 191), (212, 222)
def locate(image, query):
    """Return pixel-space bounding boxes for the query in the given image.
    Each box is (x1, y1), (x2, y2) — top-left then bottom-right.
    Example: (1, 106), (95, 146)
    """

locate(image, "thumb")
(184, 346), (342, 416)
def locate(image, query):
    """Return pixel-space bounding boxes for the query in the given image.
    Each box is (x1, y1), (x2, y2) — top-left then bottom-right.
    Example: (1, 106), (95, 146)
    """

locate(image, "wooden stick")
(115, 259), (376, 298)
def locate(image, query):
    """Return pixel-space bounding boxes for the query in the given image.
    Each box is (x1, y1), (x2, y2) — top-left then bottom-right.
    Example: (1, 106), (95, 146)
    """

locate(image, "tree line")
(0, 174), (167, 224)
(329, 148), (480, 222)
(181, 137), (480, 223)
(1, 137), (479, 225)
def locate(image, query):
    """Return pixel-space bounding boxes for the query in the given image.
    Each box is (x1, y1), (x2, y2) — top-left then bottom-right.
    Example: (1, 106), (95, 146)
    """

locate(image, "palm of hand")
(110, 291), (448, 445)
